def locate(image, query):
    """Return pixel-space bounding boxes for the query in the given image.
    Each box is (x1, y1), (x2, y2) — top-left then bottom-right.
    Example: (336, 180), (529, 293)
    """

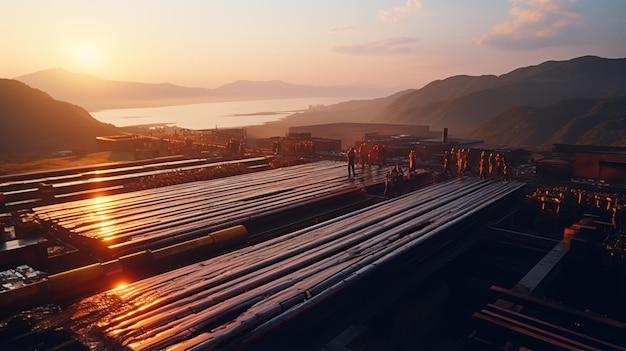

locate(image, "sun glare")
(75, 46), (101, 66)
(114, 282), (129, 290)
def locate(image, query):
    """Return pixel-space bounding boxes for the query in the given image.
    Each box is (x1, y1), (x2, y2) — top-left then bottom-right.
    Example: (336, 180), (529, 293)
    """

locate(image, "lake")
(90, 97), (357, 130)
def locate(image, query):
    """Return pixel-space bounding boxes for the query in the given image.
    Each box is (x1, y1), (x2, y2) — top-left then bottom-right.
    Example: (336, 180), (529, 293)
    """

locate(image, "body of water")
(90, 97), (356, 130)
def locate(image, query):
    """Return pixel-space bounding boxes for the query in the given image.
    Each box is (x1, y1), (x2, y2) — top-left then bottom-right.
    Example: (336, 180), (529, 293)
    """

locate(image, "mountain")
(246, 90), (415, 140)
(371, 74), (501, 116)
(9, 56), (625, 149)
(14, 68), (214, 111)
(212, 80), (390, 100)
(271, 56), (625, 142)
(0, 79), (120, 155)
(467, 96), (626, 147)
(14, 69), (392, 111)
(373, 56), (626, 135)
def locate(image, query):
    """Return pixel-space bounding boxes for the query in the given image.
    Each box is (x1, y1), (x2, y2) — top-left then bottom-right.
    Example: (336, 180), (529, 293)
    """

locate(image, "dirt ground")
(0, 151), (136, 176)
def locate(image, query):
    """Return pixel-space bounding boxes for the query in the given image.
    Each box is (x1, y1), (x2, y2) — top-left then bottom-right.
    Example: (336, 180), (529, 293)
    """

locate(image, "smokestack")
(442, 128), (448, 144)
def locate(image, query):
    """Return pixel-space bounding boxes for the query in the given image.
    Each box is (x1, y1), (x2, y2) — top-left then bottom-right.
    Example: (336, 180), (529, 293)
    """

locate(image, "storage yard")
(1, 148), (625, 350)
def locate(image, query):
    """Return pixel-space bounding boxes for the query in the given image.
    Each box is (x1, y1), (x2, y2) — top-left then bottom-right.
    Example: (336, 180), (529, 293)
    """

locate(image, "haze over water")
(90, 97), (353, 129)
(91, 97), (352, 130)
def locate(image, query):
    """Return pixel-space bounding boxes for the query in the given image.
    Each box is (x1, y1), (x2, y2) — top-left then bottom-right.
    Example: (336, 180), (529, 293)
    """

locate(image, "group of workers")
(383, 162), (419, 198)
(349, 144), (514, 183)
(443, 148), (470, 178)
(478, 150), (511, 181)
(347, 141), (388, 177)
(225, 138), (246, 158)
(383, 149), (425, 197)
(357, 141), (386, 168)
(346, 145), (421, 198)
(443, 148), (511, 181)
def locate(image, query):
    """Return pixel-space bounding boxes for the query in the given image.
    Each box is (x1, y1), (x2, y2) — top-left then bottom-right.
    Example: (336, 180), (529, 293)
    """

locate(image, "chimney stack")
(442, 128), (448, 144)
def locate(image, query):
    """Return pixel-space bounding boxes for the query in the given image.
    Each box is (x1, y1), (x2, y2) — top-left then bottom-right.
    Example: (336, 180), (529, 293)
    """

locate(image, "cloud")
(331, 37), (417, 56)
(327, 26), (356, 33)
(379, 0), (426, 24)
(477, 0), (582, 50)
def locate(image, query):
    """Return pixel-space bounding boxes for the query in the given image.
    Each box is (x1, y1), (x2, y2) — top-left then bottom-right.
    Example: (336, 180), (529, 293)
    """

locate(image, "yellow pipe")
(1, 225), (248, 307)
(209, 225), (248, 247)
(47, 263), (105, 298)
(151, 225), (247, 261)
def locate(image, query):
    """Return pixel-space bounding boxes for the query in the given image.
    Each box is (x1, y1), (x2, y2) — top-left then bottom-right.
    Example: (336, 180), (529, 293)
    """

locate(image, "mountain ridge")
(5, 55), (626, 154)
(252, 55), (626, 147)
(0, 79), (120, 155)
(372, 55), (626, 134)
(14, 68), (393, 111)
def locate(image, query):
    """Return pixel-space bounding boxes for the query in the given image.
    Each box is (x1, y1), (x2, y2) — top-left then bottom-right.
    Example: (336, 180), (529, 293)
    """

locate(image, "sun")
(74, 46), (101, 66)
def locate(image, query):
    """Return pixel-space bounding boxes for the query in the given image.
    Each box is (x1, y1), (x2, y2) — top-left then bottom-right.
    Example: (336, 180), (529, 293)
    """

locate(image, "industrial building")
(288, 122), (435, 150)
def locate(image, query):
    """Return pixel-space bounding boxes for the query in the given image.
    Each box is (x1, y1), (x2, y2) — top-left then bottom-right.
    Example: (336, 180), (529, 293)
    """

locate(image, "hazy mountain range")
(1, 55), (625, 157)
(374, 55), (626, 135)
(14, 68), (393, 111)
(262, 55), (625, 146)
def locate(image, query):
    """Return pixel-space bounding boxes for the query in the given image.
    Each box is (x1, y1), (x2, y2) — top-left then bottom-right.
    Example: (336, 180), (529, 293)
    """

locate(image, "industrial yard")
(1, 136), (625, 351)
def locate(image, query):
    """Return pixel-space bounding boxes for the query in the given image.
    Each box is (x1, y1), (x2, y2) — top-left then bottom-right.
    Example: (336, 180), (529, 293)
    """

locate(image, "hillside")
(373, 56), (626, 135)
(246, 90), (414, 140)
(267, 56), (625, 140)
(14, 69), (392, 111)
(7, 56), (625, 150)
(467, 96), (626, 147)
(373, 74), (501, 118)
(0, 79), (120, 155)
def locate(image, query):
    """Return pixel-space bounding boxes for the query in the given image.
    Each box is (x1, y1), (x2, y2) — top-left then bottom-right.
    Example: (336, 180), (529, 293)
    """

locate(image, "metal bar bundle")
(57, 177), (525, 350)
(32, 161), (388, 257)
(1, 157), (270, 208)
(0, 156), (233, 190)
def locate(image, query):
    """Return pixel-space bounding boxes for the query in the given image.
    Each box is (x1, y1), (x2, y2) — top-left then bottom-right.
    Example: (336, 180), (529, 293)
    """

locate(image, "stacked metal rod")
(46, 156), (268, 191)
(0, 156), (242, 190)
(1, 156), (270, 209)
(32, 161), (388, 257)
(54, 177), (524, 350)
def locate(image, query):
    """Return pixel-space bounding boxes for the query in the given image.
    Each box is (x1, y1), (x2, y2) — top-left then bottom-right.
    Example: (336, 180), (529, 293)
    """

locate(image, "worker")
(488, 153), (495, 177)
(456, 148), (461, 176)
(495, 153), (502, 179)
(461, 149), (469, 176)
(347, 147), (357, 177)
(384, 169), (393, 198)
(502, 156), (510, 181)
(376, 144), (385, 167)
(394, 162), (403, 177)
(408, 149), (417, 172)
(385, 163), (402, 198)
(450, 148), (457, 176)
(443, 150), (451, 178)
(478, 151), (487, 179)
(358, 140), (368, 167)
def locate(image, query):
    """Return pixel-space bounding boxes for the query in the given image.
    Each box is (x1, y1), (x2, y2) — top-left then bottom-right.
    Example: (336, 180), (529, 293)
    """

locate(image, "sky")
(1, 0), (625, 91)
